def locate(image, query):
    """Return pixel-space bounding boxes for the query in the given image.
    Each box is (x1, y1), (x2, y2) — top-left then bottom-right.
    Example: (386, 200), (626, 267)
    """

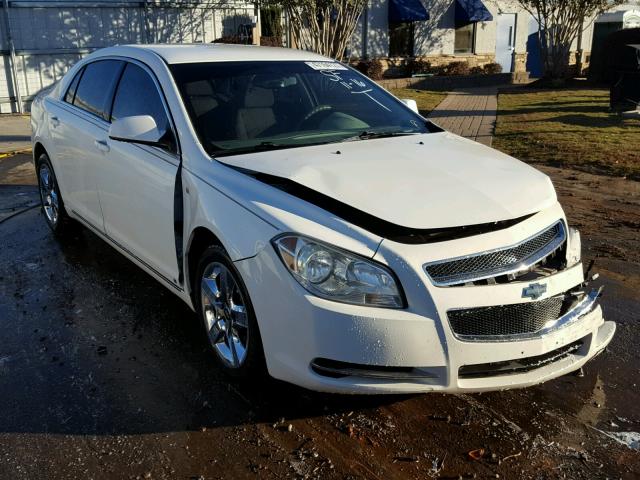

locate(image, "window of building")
(389, 22), (415, 57)
(454, 22), (476, 54)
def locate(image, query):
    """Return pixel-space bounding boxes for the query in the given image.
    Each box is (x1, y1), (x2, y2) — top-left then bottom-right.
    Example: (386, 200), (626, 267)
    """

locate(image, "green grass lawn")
(389, 88), (446, 116)
(493, 89), (640, 179)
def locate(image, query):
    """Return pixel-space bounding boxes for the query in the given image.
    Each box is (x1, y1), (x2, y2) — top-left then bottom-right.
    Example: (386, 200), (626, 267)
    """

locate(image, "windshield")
(170, 61), (435, 157)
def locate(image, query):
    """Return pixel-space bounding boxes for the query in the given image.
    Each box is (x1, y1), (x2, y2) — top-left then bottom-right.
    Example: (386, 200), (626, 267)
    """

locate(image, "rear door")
(95, 61), (181, 287)
(49, 59), (125, 230)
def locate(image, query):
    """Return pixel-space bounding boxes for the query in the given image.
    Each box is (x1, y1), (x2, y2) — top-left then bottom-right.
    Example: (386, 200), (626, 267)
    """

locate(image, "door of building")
(496, 13), (517, 73)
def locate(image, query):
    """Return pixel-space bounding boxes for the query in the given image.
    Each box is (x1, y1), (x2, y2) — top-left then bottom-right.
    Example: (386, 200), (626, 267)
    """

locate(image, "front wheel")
(195, 246), (266, 378)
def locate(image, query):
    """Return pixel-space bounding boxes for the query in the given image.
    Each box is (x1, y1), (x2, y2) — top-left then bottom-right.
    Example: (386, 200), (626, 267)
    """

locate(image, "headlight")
(567, 226), (582, 268)
(272, 235), (405, 308)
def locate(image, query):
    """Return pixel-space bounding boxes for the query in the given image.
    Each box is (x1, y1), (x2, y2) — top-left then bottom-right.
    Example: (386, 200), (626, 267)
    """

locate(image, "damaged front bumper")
(235, 206), (615, 394)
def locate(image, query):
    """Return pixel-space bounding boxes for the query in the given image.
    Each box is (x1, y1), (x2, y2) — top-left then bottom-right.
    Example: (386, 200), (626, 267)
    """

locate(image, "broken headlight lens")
(567, 226), (582, 268)
(273, 235), (405, 308)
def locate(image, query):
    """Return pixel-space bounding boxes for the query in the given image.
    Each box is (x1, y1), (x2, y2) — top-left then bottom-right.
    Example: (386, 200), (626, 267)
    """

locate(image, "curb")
(0, 148), (32, 160)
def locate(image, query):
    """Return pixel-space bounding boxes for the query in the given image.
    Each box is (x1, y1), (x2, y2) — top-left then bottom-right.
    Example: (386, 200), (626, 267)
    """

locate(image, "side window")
(73, 60), (124, 120)
(64, 67), (84, 104)
(111, 63), (174, 151)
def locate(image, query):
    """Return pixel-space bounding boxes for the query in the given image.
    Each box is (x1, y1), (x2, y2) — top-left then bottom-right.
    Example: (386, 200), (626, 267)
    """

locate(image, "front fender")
(183, 168), (279, 262)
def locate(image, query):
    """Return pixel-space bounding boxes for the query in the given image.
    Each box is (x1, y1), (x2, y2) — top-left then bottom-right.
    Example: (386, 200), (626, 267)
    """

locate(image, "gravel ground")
(0, 153), (639, 479)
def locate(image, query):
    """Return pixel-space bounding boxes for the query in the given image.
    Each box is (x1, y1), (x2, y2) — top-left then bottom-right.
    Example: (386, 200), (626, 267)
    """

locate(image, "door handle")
(50, 116), (60, 128)
(94, 139), (110, 153)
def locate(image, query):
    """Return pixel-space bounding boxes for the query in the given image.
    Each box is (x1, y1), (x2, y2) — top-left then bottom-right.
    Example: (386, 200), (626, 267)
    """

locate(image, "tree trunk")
(275, 0), (366, 61)
(518, 0), (621, 82)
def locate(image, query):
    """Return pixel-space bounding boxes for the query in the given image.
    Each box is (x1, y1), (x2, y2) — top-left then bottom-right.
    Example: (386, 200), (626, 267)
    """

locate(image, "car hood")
(217, 132), (557, 230)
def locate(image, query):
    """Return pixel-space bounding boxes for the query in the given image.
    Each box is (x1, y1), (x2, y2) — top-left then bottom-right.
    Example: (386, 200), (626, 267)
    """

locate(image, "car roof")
(118, 43), (332, 64)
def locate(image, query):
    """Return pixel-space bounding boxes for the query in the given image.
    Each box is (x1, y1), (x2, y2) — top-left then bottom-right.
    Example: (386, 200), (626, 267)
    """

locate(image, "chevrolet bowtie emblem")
(522, 283), (547, 300)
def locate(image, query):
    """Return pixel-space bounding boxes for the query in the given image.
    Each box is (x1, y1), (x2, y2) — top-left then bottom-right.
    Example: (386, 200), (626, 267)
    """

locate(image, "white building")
(348, 0), (640, 76)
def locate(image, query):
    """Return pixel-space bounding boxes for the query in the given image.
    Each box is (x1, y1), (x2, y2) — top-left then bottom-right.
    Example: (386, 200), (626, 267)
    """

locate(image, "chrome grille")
(448, 296), (565, 339)
(424, 221), (566, 286)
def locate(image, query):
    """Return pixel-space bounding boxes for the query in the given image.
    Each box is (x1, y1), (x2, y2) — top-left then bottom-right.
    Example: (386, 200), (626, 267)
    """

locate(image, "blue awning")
(455, 0), (493, 23)
(389, 0), (429, 23)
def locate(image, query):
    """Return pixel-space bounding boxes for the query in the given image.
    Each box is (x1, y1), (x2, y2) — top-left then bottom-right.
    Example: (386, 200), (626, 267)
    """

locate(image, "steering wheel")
(298, 105), (334, 129)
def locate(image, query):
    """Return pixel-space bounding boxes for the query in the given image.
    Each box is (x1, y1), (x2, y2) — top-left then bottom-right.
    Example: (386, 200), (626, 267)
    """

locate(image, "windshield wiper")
(339, 131), (420, 143)
(212, 141), (305, 157)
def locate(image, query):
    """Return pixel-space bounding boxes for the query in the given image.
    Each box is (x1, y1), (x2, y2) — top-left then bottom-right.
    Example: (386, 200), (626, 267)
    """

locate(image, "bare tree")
(262, 0), (367, 60)
(515, 0), (622, 80)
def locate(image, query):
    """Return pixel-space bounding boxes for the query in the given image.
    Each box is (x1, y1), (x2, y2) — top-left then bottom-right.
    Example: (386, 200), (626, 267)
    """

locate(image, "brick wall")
(353, 54), (500, 78)
(376, 72), (529, 91)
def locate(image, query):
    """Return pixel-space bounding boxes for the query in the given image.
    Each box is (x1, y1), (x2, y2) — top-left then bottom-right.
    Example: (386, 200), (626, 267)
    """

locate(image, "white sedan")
(30, 44), (615, 394)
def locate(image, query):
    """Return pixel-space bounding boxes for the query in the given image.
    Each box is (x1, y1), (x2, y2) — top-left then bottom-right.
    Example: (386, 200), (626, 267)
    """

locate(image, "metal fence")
(0, 0), (258, 113)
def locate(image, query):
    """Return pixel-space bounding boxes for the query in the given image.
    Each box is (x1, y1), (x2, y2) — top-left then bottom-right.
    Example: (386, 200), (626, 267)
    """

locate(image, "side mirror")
(109, 115), (164, 147)
(401, 99), (419, 114)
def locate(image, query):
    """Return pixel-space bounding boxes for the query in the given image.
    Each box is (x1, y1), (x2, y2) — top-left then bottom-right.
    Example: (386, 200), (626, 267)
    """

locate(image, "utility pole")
(2, 0), (23, 113)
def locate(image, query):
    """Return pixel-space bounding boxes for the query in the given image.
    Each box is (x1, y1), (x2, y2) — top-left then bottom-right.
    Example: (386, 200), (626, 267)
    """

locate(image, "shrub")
(405, 58), (432, 76)
(483, 62), (503, 74)
(470, 66), (484, 75)
(260, 36), (283, 47)
(444, 61), (470, 76)
(431, 64), (447, 76)
(212, 35), (245, 44)
(355, 59), (384, 80)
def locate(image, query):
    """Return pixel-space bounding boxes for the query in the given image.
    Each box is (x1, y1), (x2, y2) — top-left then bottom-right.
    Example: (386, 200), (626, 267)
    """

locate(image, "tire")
(195, 245), (266, 378)
(36, 152), (76, 237)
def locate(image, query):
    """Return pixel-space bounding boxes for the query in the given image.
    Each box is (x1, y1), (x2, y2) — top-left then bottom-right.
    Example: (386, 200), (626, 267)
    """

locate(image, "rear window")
(64, 68), (84, 104)
(73, 60), (124, 120)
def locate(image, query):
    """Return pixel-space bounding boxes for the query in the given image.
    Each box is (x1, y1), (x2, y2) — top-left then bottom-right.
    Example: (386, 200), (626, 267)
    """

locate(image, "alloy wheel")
(38, 164), (59, 226)
(200, 262), (249, 368)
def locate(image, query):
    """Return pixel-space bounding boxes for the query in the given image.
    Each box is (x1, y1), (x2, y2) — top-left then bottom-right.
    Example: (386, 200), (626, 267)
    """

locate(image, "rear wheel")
(195, 246), (266, 378)
(36, 153), (76, 236)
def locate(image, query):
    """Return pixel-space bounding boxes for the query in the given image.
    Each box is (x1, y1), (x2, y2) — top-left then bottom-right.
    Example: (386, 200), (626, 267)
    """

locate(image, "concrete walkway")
(428, 87), (498, 147)
(0, 115), (31, 154)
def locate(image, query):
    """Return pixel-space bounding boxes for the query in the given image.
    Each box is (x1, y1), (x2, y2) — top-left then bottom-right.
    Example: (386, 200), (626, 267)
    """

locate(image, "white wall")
(413, 0), (453, 56)
(0, 0), (255, 113)
(349, 0), (390, 59)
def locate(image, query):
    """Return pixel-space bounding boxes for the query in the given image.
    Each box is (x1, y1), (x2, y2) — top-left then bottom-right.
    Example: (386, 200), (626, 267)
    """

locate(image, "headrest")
(243, 86), (274, 108)
(185, 80), (214, 96)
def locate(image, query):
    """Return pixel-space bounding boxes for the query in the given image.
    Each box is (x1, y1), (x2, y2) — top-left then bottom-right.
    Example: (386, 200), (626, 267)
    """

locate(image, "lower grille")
(448, 296), (565, 338)
(459, 339), (584, 378)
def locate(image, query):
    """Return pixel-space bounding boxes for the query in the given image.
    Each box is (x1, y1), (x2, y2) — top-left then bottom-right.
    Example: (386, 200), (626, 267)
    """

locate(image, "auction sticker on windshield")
(305, 61), (348, 71)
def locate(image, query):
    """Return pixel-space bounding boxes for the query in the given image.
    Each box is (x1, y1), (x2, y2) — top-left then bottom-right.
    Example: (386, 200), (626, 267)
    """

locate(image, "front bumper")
(235, 208), (615, 394)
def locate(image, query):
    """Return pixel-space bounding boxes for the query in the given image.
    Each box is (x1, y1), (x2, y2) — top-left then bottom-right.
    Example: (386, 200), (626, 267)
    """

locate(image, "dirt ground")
(0, 152), (639, 480)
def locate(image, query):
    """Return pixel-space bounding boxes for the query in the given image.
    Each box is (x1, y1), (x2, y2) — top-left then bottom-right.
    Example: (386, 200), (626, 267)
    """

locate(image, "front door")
(496, 13), (517, 73)
(95, 62), (181, 287)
